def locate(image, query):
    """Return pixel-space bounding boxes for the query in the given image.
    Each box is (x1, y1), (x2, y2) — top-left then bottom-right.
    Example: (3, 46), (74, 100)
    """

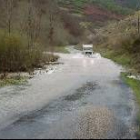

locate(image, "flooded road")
(0, 47), (138, 139)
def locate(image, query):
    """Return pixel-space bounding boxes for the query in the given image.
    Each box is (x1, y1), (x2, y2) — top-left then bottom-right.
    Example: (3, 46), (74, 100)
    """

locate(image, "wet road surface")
(0, 47), (138, 139)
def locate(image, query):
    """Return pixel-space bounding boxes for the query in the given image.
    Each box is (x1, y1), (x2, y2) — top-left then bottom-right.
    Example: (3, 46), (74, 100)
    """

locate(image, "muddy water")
(0, 47), (138, 139)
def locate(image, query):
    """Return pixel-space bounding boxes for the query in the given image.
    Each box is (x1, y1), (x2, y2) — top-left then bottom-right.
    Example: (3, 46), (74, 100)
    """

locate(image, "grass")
(74, 44), (83, 50)
(54, 46), (69, 53)
(0, 77), (28, 87)
(95, 47), (131, 67)
(104, 52), (131, 66)
(121, 72), (140, 135)
(46, 46), (69, 54)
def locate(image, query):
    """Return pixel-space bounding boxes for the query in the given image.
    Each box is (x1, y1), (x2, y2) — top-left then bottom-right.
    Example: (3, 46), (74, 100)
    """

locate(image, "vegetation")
(116, 0), (139, 9)
(0, 32), (39, 72)
(0, 0), (83, 87)
(58, 0), (139, 33)
(94, 11), (140, 73)
(59, 0), (134, 15)
(0, 0), (83, 76)
(45, 46), (69, 54)
(0, 76), (28, 87)
(91, 0), (132, 15)
(121, 72), (140, 135)
(53, 46), (69, 54)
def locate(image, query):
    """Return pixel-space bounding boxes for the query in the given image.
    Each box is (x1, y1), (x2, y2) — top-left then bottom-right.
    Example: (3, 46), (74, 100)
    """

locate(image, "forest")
(0, 0), (83, 74)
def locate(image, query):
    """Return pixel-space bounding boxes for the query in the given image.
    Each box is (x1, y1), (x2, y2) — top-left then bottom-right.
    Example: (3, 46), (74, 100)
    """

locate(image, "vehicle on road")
(82, 44), (93, 56)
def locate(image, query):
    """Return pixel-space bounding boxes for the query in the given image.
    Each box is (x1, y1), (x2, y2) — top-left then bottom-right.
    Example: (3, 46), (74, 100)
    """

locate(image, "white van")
(82, 44), (93, 56)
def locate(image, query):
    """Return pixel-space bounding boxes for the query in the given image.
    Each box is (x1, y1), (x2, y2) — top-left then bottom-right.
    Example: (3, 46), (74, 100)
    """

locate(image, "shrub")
(94, 11), (140, 72)
(0, 33), (26, 72)
(0, 32), (58, 73)
(132, 38), (140, 54)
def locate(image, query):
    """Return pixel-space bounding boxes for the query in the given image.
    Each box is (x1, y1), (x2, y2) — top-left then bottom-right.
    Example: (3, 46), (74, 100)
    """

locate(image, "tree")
(5, 0), (16, 35)
(47, 0), (57, 54)
(137, 2), (140, 35)
(27, 0), (34, 49)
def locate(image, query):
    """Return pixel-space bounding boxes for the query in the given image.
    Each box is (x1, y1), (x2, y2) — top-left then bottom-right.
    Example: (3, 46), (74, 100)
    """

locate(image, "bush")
(0, 33), (26, 72)
(132, 38), (140, 54)
(0, 32), (58, 73)
(94, 11), (140, 72)
(60, 11), (84, 38)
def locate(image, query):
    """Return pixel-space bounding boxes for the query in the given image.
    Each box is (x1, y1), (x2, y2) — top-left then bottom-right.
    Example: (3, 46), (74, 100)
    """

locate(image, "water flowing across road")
(0, 46), (138, 139)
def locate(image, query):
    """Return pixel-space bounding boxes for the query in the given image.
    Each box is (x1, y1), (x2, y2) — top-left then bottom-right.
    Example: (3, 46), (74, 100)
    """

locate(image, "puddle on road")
(64, 82), (99, 101)
(0, 84), (31, 101)
(11, 81), (100, 124)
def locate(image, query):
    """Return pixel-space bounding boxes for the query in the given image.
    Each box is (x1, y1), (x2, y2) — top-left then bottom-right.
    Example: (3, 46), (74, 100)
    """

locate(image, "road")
(0, 47), (138, 139)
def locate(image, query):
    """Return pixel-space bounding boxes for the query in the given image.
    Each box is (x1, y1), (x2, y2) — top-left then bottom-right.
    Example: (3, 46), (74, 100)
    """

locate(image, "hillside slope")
(94, 11), (140, 73)
(115, 0), (139, 9)
(58, 0), (138, 30)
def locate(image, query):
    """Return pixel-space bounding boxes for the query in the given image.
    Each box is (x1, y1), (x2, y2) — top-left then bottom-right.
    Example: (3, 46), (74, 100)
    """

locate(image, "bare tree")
(136, 0), (140, 35)
(5, 0), (16, 35)
(27, 0), (45, 49)
(27, 0), (33, 49)
(48, 9), (55, 54)
(47, 0), (58, 54)
(33, 0), (45, 42)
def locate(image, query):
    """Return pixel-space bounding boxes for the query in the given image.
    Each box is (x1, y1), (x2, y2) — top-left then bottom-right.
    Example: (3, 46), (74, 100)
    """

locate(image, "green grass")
(54, 46), (69, 53)
(121, 72), (140, 105)
(105, 52), (131, 66)
(95, 47), (131, 67)
(121, 72), (140, 135)
(91, 0), (133, 15)
(59, 0), (133, 15)
(46, 46), (69, 54)
(0, 77), (28, 87)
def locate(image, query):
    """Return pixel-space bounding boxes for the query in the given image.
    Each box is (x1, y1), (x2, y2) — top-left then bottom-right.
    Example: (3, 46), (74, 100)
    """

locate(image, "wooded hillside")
(0, 0), (83, 73)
